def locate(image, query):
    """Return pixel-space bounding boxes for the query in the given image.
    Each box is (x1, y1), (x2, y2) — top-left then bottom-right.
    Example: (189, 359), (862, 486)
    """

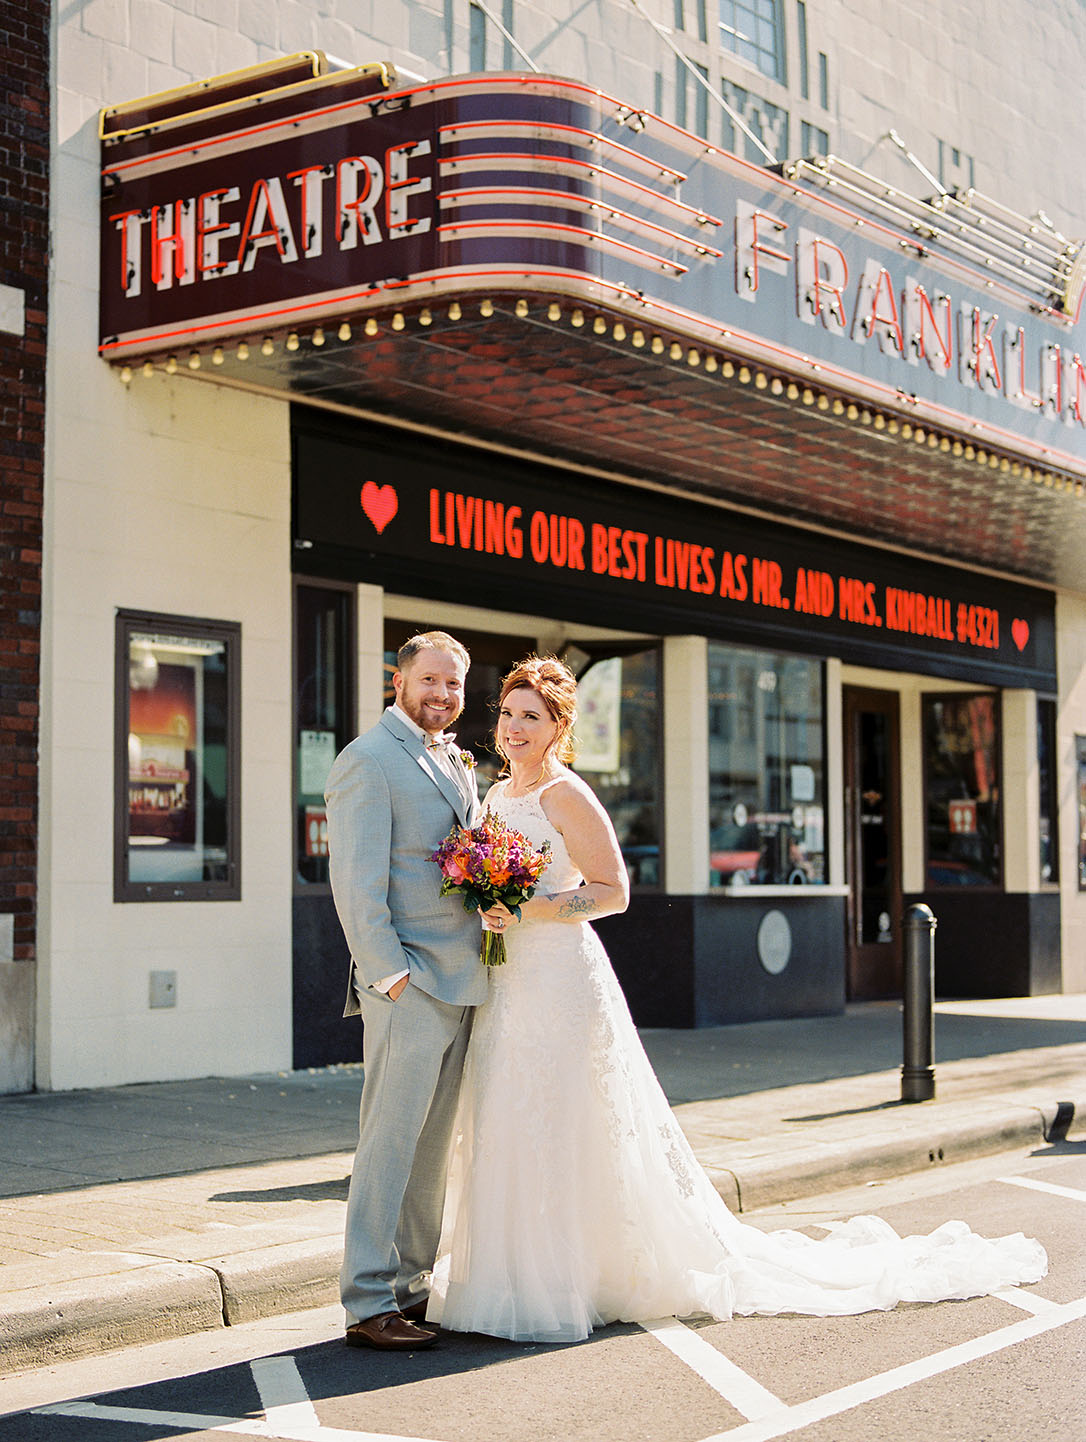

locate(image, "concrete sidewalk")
(1, 996), (1084, 1376)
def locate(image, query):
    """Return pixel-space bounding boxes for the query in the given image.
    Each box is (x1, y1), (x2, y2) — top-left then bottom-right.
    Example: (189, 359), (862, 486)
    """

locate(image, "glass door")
(843, 686), (902, 1000)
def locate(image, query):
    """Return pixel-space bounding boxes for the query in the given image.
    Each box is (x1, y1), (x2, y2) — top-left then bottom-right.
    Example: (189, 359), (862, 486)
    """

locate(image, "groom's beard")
(397, 688), (464, 736)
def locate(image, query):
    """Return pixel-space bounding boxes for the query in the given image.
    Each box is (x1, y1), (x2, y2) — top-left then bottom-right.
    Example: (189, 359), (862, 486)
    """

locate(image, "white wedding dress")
(428, 778), (1046, 1343)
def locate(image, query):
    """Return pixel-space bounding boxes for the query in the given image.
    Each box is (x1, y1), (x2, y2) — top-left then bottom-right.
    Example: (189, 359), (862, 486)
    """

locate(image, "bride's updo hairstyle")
(497, 655), (578, 764)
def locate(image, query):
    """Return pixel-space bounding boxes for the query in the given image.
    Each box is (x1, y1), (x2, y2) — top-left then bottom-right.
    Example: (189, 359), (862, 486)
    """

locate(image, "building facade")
(18, 0), (1086, 1091)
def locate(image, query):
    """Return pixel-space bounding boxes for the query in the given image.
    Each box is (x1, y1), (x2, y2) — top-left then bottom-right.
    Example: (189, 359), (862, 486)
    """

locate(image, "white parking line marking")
(699, 1294), (1086, 1442)
(251, 1356), (321, 1430)
(998, 1175), (1086, 1204)
(993, 1286), (1062, 1315)
(641, 1317), (785, 1420)
(33, 1398), (446, 1442)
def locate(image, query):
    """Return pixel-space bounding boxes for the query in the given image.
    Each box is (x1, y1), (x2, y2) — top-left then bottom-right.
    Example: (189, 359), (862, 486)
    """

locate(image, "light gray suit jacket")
(325, 709), (488, 1013)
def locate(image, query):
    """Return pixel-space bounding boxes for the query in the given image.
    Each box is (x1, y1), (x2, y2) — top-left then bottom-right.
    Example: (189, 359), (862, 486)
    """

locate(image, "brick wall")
(0, 0), (49, 986)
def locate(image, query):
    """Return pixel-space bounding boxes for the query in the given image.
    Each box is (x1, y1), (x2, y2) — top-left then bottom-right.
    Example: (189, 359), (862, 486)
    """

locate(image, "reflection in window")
(923, 694), (1001, 888)
(116, 613), (239, 900)
(719, 0), (786, 83)
(1038, 699), (1059, 885)
(296, 585), (354, 887)
(707, 644), (825, 887)
(574, 648), (662, 888)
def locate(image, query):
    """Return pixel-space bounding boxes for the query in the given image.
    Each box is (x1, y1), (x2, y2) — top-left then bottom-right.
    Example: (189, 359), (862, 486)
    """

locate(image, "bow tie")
(425, 733), (454, 752)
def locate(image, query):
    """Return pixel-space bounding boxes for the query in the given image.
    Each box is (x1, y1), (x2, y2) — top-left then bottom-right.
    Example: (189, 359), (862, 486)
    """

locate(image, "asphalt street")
(3, 1141), (1084, 1442)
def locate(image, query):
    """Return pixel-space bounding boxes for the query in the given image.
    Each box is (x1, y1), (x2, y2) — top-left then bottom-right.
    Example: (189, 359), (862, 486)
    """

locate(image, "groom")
(325, 630), (487, 1350)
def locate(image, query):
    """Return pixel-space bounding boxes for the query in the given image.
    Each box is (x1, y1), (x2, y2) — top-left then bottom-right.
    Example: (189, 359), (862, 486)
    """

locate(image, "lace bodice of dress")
(486, 777), (583, 896)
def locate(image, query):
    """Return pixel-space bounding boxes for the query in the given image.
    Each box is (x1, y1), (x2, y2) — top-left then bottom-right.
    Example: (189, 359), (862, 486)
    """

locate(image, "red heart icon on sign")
(1011, 618), (1030, 651)
(360, 481), (398, 535)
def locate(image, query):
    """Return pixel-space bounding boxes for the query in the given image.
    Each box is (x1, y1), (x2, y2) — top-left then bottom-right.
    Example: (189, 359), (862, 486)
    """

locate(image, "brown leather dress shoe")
(345, 1311), (437, 1350)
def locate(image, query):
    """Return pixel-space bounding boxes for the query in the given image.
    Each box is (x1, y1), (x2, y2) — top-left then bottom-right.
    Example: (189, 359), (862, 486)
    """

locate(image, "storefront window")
(1038, 698), (1059, 885)
(707, 644), (825, 888)
(295, 583), (354, 887)
(923, 694), (1001, 888)
(573, 647), (662, 888)
(115, 611), (240, 901)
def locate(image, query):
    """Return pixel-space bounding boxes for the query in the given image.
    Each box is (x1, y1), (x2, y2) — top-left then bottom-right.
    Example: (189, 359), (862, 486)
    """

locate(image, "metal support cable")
(470, 0), (541, 72)
(625, 0), (777, 165)
(884, 130), (948, 197)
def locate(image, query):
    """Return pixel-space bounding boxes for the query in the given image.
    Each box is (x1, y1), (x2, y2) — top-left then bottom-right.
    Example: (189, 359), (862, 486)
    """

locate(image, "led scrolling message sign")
(100, 71), (1086, 477)
(295, 421), (1057, 692)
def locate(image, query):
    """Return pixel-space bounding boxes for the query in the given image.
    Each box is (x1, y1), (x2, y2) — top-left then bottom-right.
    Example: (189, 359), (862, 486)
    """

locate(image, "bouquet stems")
(481, 928), (508, 967)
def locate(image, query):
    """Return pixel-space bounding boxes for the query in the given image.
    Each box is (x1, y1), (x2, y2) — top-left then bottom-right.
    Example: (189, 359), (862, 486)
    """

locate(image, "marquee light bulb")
(338, 322), (352, 341)
(448, 301), (462, 321)
(632, 330), (645, 348)
(142, 360), (154, 377)
(515, 298), (529, 318)
(364, 318), (378, 336)
(687, 349), (700, 367)
(478, 299), (493, 318)
(165, 354), (178, 373)
(593, 316), (607, 334)
(547, 303), (561, 321)
(613, 322), (626, 341)
(651, 336), (664, 354)
(212, 347), (224, 366)
(119, 365), (132, 384)
(261, 337), (274, 356)
(311, 327), (325, 346)
(237, 342), (249, 361)
(188, 351), (201, 369)
(418, 309), (433, 326)
(571, 309), (585, 328)
(391, 312), (405, 330)
(705, 355), (718, 373)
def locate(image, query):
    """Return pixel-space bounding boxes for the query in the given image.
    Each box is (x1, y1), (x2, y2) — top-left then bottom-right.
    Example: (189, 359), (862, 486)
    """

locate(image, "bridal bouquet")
(431, 812), (551, 967)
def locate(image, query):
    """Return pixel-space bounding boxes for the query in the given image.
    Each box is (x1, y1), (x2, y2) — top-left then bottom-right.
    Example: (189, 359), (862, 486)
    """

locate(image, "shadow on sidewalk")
(210, 1177), (350, 1204)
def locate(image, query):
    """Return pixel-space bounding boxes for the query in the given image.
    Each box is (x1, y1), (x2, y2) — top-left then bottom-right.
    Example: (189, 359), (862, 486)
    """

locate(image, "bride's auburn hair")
(497, 655), (578, 763)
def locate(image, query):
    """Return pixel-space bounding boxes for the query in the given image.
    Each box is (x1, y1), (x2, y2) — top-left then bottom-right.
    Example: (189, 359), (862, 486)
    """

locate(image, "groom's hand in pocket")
(388, 975), (410, 1001)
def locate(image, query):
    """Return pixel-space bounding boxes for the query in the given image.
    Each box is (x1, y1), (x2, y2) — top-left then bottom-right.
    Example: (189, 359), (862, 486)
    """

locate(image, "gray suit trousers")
(340, 981), (473, 1322)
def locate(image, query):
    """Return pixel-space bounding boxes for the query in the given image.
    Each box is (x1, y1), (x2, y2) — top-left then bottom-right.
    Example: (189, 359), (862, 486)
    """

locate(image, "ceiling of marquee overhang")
(132, 298), (1086, 592)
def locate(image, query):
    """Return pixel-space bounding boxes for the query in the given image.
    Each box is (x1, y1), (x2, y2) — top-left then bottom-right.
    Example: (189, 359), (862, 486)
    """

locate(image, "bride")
(427, 655), (1046, 1344)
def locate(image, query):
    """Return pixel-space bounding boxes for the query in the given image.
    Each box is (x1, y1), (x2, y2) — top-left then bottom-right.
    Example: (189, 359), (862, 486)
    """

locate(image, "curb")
(0, 1261), (226, 1375)
(715, 1101), (1060, 1211)
(2, 1096), (1080, 1374)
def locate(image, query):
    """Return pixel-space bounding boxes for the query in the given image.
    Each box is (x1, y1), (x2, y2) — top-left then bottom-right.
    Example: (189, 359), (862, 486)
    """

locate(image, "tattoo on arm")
(556, 893), (598, 919)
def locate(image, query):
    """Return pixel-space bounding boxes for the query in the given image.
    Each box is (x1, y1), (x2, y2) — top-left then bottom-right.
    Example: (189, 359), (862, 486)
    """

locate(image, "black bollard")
(901, 903), (937, 1102)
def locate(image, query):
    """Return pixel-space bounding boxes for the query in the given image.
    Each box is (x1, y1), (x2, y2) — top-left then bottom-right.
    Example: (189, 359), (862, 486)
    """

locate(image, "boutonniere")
(458, 749), (477, 771)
